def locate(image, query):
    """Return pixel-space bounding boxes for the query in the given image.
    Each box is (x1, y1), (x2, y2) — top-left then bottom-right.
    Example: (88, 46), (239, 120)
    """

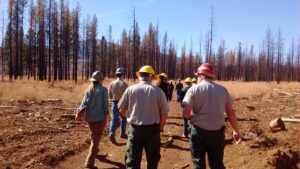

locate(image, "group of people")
(76, 63), (241, 169)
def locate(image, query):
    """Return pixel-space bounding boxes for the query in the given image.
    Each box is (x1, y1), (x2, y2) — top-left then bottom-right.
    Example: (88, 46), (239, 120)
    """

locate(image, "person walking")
(118, 65), (170, 169)
(175, 79), (183, 102)
(76, 71), (109, 169)
(180, 77), (192, 138)
(182, 63), (241, 169)
(108, 68), (129, 143)
(168, 80), (174, 101)
(156, 72), (169, 101)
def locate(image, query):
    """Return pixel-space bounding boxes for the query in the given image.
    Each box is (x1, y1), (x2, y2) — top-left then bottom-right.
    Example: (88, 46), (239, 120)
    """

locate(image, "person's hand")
(75, 114), (80, 121)
(160, 123), (165, 132)
(233, 131), (242, 144)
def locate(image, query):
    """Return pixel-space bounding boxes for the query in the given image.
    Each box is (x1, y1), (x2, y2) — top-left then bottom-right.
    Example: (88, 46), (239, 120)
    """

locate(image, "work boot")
(120, 133), (128, 139)
(109, 134), (116, 144)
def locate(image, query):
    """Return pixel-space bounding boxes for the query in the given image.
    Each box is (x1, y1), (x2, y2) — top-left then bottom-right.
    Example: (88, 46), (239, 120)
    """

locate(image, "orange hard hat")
(196, 63), (215, 78)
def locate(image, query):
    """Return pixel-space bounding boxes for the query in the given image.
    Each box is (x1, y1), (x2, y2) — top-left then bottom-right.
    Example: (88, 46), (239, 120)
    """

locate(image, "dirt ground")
(1, 88), (300, 169)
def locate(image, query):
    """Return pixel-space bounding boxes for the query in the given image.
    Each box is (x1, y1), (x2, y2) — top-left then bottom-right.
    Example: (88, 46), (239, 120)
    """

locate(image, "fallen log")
(277, 91), (293, 96)
(269, 117), (286, 131)
(282, 117), (300, 123)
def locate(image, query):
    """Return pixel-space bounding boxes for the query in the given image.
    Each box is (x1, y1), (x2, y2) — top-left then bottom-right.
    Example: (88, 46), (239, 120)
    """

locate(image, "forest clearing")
(0, 80), (299, 169)
(0, 0), (299, 168)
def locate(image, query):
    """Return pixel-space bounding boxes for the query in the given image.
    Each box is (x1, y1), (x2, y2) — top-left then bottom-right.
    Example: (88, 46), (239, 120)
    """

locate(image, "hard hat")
(196, 63), (215, 78)
(192, 78), (197, 82)
(90, 71), (105, 81)
(184, 77), (192, 83)
(136, 65), (155, 77)
(115, 68), (125, 75)
(158, 73), (168, 79)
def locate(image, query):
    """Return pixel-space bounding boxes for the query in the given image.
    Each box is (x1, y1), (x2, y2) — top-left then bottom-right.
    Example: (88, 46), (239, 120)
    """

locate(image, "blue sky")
(69, 0), (299, 55)
(1, 0), (299, 55)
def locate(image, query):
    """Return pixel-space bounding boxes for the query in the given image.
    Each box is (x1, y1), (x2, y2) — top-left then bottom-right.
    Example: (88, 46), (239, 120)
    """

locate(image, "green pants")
(125, 124), (161, 169)
(190, 125), (225, 169)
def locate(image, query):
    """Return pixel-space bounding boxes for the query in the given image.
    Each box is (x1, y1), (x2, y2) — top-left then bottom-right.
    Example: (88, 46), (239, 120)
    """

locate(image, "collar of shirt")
(139, 80), (152, 85)
(200, 78), (213, 84)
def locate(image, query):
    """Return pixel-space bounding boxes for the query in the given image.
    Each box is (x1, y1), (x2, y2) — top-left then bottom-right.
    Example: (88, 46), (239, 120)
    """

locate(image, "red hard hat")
(196, 63), (215, 78)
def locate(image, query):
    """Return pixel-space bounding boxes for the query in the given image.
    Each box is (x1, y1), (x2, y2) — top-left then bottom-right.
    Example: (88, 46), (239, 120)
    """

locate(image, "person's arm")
(160, 113), (168, 131)
(159, 90), (170, 132)
(108, 84), (113, 100)
(103, 88), (109, 115)
(120, 109), (126, 118)
(225, 104), (242, 143)
(182, 104), (192, 119)
(118, 88), (129, 118)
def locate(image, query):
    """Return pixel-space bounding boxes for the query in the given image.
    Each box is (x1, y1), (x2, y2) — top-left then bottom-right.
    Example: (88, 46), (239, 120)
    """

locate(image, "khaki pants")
(85, 119), (106, 167)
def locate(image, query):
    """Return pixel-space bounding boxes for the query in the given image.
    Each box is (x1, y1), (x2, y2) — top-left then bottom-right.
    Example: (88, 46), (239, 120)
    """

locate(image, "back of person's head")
(116, 74), (123, 78)
(115, 68), (125, 77)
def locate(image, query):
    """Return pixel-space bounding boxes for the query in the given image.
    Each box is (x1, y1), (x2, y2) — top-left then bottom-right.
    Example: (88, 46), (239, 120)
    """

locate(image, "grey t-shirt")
(182, 79), (233, 130)
(118, 81), (170, 125)
(109, 78), (128, 101)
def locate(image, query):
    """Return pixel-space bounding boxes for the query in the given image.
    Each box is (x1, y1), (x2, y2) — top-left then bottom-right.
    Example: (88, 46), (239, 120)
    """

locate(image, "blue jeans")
(176, 90), (182, 102)
(109, 101), (127, 136)
(190, 125), (225, 169)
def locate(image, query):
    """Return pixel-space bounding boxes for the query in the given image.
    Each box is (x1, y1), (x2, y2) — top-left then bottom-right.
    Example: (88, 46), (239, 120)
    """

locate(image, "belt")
(131, 123), (160, 128)
(192, 125), (225, 133)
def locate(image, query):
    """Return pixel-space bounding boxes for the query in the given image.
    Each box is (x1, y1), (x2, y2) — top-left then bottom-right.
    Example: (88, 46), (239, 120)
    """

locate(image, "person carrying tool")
(180, 77), (193, 138)
(76, 71), (109, 169)
(182, 63), (241, 169)
(108, 68), (129, 143)
(118, 65), (170, 169)
(156, 72), (170, 101)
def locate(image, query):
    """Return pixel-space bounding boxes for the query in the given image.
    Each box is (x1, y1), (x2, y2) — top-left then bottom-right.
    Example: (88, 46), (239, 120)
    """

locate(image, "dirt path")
(57, 102), (192, 169)
(1, 89), (300, 169)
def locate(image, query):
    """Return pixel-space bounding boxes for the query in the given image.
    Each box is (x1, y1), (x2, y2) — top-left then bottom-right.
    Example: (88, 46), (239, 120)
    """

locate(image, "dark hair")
(140, 72), (150, 77)
(116, 74), (123, 78)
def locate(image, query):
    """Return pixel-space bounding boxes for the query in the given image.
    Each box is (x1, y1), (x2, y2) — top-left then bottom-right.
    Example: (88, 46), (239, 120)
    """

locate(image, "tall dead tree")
(52, 0), (58, 80)
(297, 38), (300, 81)
(276, 29), (283, 84)
(290, 39), (295, 81)
(71, 5), (79, 83)
(265, 28), (274, 81)
(90, 15), (97, 74)
(1, 0), (5, 80)
(47, 0), (52, 82)
(236, 42), (242, 80)
(180, 44), (186, 79)
(216, 40), (225, 80)
(37, 0), (46, 80)
(208, 5), (215, 62)
(161, 32), (167, 73)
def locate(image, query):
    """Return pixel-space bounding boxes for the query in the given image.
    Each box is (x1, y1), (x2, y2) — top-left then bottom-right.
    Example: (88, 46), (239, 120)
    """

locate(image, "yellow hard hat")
(192, 78), (197, 82)
(184, 77), (192, 83)
(157, 73), (168, 79)
(136, 65), (155, 77)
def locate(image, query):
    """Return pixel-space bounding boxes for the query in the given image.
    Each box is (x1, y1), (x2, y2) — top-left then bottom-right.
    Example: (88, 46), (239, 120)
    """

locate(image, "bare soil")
(1, 90), (299, 169)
